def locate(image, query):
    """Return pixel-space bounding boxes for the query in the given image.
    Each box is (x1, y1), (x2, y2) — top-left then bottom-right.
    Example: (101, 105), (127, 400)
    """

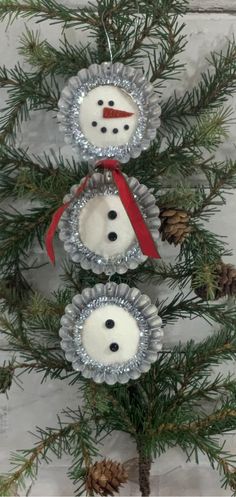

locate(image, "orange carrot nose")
(103, 107), (134, 118)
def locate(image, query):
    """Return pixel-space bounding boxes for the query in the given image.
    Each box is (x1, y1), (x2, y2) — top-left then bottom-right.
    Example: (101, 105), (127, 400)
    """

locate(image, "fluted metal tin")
(59, 282), (163, 385)
(57, 62), (161, 163)
(58, 172), (160, 275)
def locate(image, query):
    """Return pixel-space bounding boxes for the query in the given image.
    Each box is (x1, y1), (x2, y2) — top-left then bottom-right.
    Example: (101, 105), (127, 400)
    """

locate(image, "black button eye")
(108, 210), (117, 220)
(101, 127), (107, 133)
(98, 100), (103, 105)
(124, 124), (129, 130)
(106, 319), (115, 329)
(110, 342), (119, 352)
(108, 232), (117, 241)
(92, 121), (97, 127)
(113, 128), (118, 134)
(108, 100), (114, 106)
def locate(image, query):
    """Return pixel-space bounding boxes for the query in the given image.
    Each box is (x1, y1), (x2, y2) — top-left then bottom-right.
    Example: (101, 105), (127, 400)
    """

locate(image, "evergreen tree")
(0, 1), (236, 496)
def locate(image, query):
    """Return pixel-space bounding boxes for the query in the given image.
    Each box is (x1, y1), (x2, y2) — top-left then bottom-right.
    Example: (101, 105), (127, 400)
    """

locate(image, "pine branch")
(0, 0), (98, 27)
(180, 225), (230, 265)
(0, 412), (97, 496)
(0, 0), (187, 30)
(166, 327), (236, 378)
(0, 146), (89, 201)
(138, 328), (236, 439)
(19, 28), (96, 77)
(148, 16), (186, 85)
(0, 359), (72, 393)
(1, 4), (236, 497)
(0, 361), (14, 394)
(142, 391), (236, 495)
(151, 109), (232, 180)
(0, 312), (65, 367)
(0, 66), (59, 143)
(0, 207), (54, 266)
(94, 0), (187, 64)
(84, 383), (138, 437)
(1, 0), (188, 72)
(0, 427), (70, 494)
(162, 39), (236, 127)
(192, 160), (236, 219)
(160, 107), (232, 165)
(185, 408), (236, 434)
(159, 292), (236, 327)
(0, 150), (90, 268)
(0, 285), (68, 372)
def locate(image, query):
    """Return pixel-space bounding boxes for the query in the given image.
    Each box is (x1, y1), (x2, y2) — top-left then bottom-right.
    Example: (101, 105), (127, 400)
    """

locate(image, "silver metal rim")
(58, 172), (160, 275)
(59, 282), (163, 385)
(57, 62), (161, 163)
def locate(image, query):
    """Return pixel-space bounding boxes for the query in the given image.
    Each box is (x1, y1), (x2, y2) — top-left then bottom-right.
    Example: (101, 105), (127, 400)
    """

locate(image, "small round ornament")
(58, 172), (160, 275)
(58, 62), (161, 163)
(59, 282), (163, 385)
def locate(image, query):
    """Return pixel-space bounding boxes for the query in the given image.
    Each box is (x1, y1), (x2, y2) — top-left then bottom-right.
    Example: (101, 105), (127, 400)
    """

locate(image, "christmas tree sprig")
(0, 66), (59, 143)
(0, 0), (236, 495)
(0, 411), (98, 497)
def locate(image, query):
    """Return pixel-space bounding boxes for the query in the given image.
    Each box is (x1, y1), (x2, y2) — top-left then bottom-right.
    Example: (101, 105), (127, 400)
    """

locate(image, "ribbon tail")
(112, 170), (161, 259)
(45, 203), (70, 264)
(45, 175), (90, 265)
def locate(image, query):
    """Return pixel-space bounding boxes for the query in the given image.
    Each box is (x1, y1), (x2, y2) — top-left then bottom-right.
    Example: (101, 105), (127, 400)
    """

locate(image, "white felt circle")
(79, 86), (139, 147)
(79, 195), (136, 258)
(81, 304), (140, 364)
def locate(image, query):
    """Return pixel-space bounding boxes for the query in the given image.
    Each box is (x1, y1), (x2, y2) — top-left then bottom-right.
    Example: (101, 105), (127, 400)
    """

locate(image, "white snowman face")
(79, 85), (139, 147)
(81, 304), (140, 365)
(79, 194), (136, 258)
(60, 282), (163, 384)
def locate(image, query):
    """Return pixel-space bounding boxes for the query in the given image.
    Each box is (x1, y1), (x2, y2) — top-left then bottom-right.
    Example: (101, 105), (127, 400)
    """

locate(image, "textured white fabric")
(79, 194), (136, 257)
(81, 304), (140, 364)
(79, 85), (138, 147)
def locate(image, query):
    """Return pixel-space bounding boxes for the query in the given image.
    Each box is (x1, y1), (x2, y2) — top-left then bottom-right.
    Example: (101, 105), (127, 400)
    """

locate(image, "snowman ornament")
(59, 283), (163, 385)
(58, 172), (160, 275)
(58, 62), (161, 163)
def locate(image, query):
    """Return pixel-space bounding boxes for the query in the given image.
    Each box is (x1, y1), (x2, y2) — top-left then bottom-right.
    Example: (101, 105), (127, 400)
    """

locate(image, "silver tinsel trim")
(57, 62), (161, 163)
(58, 172), (160, 275)
(59, 282), (163, 385)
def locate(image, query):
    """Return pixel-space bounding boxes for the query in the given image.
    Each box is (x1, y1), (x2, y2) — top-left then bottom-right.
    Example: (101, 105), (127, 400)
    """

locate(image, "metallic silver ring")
(59, 282), (163, 385)
(58, 172), (160, 275)
(57, 62), (161, 163)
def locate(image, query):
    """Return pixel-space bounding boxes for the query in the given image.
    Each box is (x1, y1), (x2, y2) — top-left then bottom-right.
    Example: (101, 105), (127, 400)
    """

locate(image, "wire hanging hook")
(134, 0), (141, 36)
(106, 271), (114, 292)
(101, 10), (113, 63)
(101, 1), (140, 64)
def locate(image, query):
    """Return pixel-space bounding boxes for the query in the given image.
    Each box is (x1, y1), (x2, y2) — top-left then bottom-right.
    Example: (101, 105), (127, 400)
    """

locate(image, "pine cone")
(159, 208), (191, 246)
(194, 262), (236, 300)
(86, 459), (128, 496)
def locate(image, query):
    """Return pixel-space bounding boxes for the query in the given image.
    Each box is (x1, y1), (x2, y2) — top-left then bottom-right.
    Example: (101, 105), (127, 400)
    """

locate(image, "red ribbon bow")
(45, 159), (160, 264)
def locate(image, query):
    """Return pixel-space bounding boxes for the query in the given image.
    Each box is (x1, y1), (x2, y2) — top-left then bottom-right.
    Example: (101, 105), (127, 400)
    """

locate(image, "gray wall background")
(1, 1), (236, 495)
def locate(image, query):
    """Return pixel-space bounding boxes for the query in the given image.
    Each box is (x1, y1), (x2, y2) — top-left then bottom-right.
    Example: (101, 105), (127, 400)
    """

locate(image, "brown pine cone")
(159, 208), (191, 246)
(85, 459), (128, 496)
(194, 262), (236, 301)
